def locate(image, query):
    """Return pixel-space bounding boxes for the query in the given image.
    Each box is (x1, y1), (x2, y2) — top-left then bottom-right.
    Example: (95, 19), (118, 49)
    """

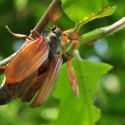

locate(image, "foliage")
(0, 0), (125, 125)
(62, 0), (115, 26)
(49, 60), (112, 125)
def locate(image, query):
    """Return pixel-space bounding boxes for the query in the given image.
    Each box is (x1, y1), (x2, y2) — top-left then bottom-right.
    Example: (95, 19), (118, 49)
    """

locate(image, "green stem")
(80, 28), (104, 45)
(80, 17), (125, 45)
(73, 50), (82, 61)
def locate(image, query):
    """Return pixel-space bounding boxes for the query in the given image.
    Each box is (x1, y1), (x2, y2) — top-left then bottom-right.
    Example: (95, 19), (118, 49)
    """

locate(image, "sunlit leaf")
(62, 0), (116, 26)
(49, 59), (112, 125)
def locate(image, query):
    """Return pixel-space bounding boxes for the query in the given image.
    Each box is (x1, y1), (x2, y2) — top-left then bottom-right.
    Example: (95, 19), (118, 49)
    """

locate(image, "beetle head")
(42, 25), (62, 58)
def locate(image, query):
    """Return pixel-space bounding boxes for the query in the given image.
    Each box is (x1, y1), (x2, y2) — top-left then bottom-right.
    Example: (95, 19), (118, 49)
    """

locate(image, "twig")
(0, 53), (16, 66)
(80, 17), (125, 45)
(103, 17), (125, 34)
(0, 0), (61, 68)
(73, 50), (82, 61)
(1, 5), (125, 68)
(33, 0), (61, 33)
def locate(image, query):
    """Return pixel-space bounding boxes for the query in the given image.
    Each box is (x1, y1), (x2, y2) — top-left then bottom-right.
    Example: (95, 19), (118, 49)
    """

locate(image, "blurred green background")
(0, 0), (125, 125)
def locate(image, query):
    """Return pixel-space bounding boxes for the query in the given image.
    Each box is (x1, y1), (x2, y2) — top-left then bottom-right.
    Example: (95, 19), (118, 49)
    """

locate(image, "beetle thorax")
(42, 26), (62, 58)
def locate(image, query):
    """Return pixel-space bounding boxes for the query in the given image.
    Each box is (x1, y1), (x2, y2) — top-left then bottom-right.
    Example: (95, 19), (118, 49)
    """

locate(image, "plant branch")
(33, 0), (61, 33)
(1, 7), (125, 69)
(0, 0), (61, 68)
(73, 50), (82, 61)
(80, 17), (125, 45)
(0, 53), (16, 66)
(103, 17), (125, 34)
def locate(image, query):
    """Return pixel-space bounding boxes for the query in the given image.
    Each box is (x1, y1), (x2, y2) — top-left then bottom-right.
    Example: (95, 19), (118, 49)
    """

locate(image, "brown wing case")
(31, 56), (62, 108)
(5, 37), (49, 83)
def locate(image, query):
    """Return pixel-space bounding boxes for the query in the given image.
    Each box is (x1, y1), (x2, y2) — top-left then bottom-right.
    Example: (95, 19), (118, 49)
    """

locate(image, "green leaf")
(49, 59), (112, 125)
(0, 74), (4, 85)
(61, 0), (116, 27)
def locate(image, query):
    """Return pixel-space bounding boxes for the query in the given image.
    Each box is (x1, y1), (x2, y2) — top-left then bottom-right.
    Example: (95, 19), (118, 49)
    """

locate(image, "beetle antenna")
(48, 7), (62, 23)
(5, 26), (32, 40)
(68, 29), (81, 41)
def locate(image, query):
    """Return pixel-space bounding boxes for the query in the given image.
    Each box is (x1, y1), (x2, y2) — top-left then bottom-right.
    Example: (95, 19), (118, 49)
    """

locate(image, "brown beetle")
(0, 8), (80, 108)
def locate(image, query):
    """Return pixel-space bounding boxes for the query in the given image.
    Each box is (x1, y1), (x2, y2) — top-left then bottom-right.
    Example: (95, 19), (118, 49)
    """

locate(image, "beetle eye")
(51, 25), (56, 31)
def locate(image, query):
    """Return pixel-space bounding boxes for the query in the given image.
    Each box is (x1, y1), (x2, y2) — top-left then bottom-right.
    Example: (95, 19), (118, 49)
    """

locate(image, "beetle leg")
(0, 66), (6, 71)
(73, 40), (79, 50)
(0, 66), (6, 72)
(0, 66), (6, 75)
(5, 26), (32, 40)
(31, 56), (62, 108)
(30, 30), (41, 38)
(66, 56), (79, 98)
(0, 86), (14, 105)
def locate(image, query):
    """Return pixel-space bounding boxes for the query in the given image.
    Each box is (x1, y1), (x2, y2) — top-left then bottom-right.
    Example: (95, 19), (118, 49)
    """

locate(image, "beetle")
(0, 8), (81, 108)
